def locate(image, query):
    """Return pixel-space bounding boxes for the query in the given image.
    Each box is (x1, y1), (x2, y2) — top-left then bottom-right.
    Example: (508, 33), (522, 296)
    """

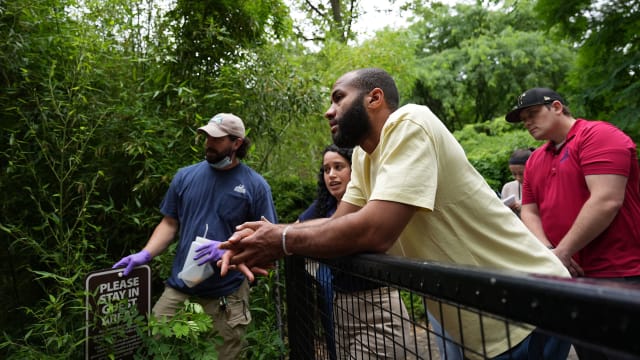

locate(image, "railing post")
(284, 255), (315, 358)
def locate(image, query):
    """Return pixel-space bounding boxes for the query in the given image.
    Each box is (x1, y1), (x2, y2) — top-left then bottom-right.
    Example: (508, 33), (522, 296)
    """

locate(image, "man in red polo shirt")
(506, 87), (640, 359)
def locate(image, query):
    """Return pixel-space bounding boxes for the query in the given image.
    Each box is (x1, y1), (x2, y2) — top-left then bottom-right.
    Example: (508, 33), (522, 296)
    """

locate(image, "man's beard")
(205, 146), (233, 164)
(332, 94), (371, 148)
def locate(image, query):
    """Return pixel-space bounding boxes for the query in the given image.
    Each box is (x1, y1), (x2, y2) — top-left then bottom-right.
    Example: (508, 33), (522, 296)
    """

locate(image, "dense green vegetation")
(1, 0), (637, 358)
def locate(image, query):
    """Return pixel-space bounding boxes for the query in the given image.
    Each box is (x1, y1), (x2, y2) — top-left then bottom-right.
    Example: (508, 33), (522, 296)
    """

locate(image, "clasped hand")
(218, 220), (283, 282)
(551, 247), (584, 277)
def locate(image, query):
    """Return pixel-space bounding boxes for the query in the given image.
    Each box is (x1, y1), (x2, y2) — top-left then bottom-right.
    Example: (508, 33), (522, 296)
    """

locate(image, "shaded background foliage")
(0, 0), (638, 358)
(535, 0), (640, 137)
(407, 0), (574, 130)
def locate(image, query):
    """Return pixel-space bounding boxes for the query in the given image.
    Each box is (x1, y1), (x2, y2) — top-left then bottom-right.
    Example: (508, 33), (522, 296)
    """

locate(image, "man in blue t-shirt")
(113, 113), (277, 358)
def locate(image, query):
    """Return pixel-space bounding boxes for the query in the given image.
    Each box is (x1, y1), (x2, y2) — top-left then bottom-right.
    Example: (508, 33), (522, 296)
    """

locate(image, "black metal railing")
(283, 253), (640, 360)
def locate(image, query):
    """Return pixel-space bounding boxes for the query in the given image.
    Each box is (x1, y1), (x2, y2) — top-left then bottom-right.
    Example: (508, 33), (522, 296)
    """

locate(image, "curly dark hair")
(228, 135), (251, 159)
(313, 145), (354, 219)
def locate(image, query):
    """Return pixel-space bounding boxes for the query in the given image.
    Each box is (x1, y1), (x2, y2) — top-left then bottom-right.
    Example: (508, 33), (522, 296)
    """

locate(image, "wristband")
(282, 225), (293, 256)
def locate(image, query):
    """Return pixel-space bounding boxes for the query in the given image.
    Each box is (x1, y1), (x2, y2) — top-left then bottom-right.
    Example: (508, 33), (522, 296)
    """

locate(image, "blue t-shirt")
(161, 160), (277, 297)
(298, 199), (336, 221)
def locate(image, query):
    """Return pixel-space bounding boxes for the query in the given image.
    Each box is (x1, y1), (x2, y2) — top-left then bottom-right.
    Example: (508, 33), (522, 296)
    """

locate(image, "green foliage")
(315, 29), (419, 102)
(0, 271), (88, 359)
(290, 0), (360, 44)
(0, 0), (134, 352)
(535, 0), (640, 141)
(208, 43), (331, 179)
(269, 175), (316, 223)
(0, 0), (311, 357)
(0, 0), (277, 358)
(400, 290), (427, 322)
(164, 0), (291, 78)
(453, 118), (542, 190)
(85, 298), (148, 360)
(139, 301), (219, 360)
(408, 1), (574, 130)
(241, 268), (288, 359)
(87, 298), (218, 360)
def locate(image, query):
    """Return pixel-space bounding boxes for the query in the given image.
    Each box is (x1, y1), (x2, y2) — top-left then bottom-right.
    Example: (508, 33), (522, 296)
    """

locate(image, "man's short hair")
(351, 68), (400, 111)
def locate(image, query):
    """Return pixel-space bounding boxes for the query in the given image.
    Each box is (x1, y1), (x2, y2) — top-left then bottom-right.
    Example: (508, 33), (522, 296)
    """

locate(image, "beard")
(205, 145), (233, 164)
(332, 94), (371, 148)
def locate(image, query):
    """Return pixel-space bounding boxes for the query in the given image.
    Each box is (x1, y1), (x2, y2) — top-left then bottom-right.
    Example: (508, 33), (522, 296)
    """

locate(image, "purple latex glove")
(194, 240), (226, 266)
(112, 250), (152, 276)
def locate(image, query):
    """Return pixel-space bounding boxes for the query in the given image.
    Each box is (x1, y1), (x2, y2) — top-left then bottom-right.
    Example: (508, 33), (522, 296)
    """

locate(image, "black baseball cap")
(505, 87), (565, 123)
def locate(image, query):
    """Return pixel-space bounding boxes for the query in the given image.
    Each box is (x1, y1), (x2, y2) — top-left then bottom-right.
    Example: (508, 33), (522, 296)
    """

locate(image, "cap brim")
(197, 124), (227, 137)
(505, 108), (523, 123)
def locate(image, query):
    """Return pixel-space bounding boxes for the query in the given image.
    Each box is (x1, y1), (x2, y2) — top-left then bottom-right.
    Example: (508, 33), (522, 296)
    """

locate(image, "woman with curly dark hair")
(298, 144), (352, 360)
(300, 144), (354, 220)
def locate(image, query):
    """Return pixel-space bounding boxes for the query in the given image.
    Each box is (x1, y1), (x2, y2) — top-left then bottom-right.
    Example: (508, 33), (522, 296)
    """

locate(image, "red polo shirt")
(522, 119), (640, 277)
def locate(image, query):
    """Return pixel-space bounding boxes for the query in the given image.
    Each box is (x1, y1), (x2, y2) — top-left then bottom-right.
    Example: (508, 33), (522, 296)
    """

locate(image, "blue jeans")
(428, 311), (463, 360)
(316, 263), (337, 360)
(492, 329), (571, 360)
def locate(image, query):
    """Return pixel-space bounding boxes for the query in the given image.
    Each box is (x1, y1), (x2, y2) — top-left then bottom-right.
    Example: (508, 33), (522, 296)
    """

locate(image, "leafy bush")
(269, 175), (316, 224)
(453, 118), (542, 192)
(139, 301), (220, 360)
(241, 267), (288, 359)
(0, 270), (88, 359)
(400, 290), (427, 322)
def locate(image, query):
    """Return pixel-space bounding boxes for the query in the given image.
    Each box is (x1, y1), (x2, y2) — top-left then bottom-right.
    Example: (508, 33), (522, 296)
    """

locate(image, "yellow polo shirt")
(342, 104), (570, 359)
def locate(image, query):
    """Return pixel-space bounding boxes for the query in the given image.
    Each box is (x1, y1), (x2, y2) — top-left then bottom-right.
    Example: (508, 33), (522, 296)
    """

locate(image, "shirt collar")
(544, 118), (583, 153)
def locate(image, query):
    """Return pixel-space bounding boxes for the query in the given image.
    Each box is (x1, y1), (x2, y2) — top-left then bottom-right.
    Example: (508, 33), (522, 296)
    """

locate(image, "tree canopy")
(535, 0), (640, 138)
(408, 0), (573, 130)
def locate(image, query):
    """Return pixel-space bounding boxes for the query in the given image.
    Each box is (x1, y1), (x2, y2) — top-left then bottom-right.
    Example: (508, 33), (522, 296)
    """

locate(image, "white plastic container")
(178, 236), (215, 288)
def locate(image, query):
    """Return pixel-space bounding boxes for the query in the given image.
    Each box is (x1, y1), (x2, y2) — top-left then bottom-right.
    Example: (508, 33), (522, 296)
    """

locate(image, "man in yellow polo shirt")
(220, 68), (571, 359)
